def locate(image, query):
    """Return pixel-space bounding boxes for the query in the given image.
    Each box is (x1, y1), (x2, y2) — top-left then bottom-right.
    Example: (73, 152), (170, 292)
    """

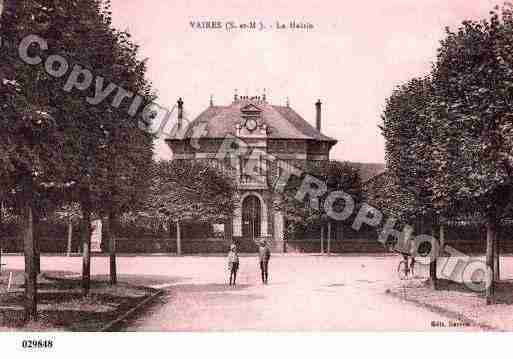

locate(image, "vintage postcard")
(1, 0), (513, 356)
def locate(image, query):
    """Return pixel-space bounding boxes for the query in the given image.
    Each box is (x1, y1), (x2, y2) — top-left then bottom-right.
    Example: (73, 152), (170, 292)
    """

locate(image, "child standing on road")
(258, 240), (271, 284)
(227, 244), (239, 286)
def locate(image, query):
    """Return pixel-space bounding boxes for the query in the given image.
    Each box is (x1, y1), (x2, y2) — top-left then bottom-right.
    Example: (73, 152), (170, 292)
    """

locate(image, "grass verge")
(0, 270), (160, 331)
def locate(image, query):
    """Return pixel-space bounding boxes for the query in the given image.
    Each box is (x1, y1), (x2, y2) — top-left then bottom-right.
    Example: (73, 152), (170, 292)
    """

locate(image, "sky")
(109, 0), (499, 164)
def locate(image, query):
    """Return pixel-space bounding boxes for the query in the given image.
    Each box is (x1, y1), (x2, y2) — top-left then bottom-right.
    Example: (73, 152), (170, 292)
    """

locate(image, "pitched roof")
(178, 99), (337, 142)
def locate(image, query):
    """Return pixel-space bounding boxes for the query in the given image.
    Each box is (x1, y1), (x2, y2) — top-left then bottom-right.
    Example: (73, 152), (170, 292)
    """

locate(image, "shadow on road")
(429, 279), (513, 305)
(171, 283), (252, 293)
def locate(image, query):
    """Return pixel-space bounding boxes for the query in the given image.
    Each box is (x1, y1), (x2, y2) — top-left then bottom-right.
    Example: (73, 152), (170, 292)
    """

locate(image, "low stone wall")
(448, 240), (513, 255)
(3, 236), (513, 254)
(285, 239), (387, 253)
(0, 237), (81, 253)
(0, 236), (233, 254)
(286, 239), (513, 255)
(110, 237), (234, 254)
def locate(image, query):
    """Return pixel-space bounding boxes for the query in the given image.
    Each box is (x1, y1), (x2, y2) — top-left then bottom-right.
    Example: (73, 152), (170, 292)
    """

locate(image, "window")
(212, 223), (225, 238)
(240, 152), (266, 182)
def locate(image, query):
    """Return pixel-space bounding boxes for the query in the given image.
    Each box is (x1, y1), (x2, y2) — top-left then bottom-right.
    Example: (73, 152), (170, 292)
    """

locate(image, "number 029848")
(21, 339), (54, 349)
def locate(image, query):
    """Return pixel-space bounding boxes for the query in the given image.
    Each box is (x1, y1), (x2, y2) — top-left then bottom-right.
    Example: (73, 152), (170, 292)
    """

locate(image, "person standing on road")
(227, 244), (240, 286)
(258, 240), (271, 284)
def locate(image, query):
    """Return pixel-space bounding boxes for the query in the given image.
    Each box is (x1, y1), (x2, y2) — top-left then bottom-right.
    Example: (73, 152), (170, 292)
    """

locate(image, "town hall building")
(166, 92), (337, 252)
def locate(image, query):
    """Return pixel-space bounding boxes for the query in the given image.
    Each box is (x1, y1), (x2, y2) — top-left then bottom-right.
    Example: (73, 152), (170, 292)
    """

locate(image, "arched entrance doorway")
(242, 195), (261, 240)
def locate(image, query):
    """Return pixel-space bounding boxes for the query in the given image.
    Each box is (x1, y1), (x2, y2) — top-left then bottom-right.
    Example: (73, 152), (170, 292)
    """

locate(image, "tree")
(92, 22), (155, 285)
(0, 0), (156, 315)
(145, 160), (238, 254)
(430, 5), (513, 303)
(0, 0), (74, 320)
(34, 0), (155, 295)
(381, 77), (440, 288)
(54, 203), (82, 255)
(276, 160), (362, 253)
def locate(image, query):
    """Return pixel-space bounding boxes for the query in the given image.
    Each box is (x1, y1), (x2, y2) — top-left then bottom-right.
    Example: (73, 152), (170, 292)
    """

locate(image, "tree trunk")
(486, 218), (497, 305)
(282, 221), (287, 253)
(0, 201), (3, 269)
(81, 209), (92, 297)
(22, 180), (37, 321)
(429, 224), (438, 290)
(176, 220), (181, 255)
(320, 225), (324, 254)
(327, 221), (332, 255)
(494, 233), (500, 281)
(439, 223), (445, 253)
(108, 212), (117, 285)
(0, 200), (4, 247)
(67, 218), (73, 256)
(33, 210), (40, 274)
(0, 200), (3, 269)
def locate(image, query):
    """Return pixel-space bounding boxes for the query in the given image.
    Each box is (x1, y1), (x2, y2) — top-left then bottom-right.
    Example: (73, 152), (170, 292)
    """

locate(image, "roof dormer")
(241, 103), (263, 114)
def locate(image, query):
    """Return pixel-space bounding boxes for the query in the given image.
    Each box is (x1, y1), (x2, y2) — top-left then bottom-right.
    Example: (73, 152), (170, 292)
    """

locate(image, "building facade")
(166, 93), (337, 252)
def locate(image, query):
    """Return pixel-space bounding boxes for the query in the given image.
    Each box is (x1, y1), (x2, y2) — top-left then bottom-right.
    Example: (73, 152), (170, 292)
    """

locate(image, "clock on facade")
(245, 118), (258, 131)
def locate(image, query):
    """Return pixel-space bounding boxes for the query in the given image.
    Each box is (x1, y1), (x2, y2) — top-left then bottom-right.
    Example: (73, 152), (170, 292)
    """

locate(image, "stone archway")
(233, 192), (268, 237)
(242, 195), (261, 239)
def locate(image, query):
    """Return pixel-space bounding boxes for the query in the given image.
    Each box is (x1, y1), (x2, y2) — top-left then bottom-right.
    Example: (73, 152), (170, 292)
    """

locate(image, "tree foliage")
(380, 77), (437, 226)
(277, 160), (363, 226)
(0, 0), (156, 311)
(379, 3), (513, 298)
(144, 160), (238, 225)
(430, 5), (513, 220)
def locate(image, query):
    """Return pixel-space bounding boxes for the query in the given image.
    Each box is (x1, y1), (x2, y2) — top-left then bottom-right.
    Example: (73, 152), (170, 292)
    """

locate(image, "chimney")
(177, 97), (184, 129)
(315, 99), (322, 131)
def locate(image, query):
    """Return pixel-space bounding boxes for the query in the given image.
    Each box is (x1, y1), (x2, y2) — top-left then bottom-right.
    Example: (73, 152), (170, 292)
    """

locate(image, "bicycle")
(397, 255), (414, 280)
(391, 245), (415, 280)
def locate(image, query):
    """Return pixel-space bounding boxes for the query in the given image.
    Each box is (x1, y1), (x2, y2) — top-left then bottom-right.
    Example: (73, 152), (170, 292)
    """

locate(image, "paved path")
(1, 255), (487, 331)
